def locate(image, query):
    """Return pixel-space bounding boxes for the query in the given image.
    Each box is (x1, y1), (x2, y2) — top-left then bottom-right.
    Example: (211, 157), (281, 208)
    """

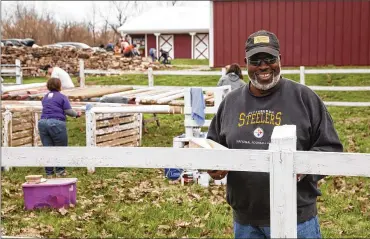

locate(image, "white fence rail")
(79, 59), (370, 91)
(2, 125), (370, 237)
(1, 59), (23, 84)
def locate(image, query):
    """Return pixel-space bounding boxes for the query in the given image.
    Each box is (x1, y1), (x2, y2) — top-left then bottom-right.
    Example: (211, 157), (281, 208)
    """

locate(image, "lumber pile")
(1, 46), (168, 76)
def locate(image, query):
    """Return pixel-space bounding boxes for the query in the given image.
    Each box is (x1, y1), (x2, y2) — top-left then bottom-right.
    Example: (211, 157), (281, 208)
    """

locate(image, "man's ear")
(279, 54), (282, 62)
(244, 57), (247, 64)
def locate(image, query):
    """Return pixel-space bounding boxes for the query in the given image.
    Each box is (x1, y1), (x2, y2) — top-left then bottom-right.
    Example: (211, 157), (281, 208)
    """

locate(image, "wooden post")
(269, 125), (297, 238)
(148, 67), (154, 87)
(15, 59), (23, 85)
(79, 59), (85, 88)
(2, 109), (12, 171)
(300, 66), (305, 85)
(85, 107), (96, 173)
(221, 67), (227, 76)
(32, 112), (39, 146)
(184, 88), (193, 138)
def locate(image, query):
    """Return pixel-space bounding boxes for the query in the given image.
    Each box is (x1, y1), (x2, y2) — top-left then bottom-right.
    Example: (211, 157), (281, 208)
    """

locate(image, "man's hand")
(207, 170), (228, 180)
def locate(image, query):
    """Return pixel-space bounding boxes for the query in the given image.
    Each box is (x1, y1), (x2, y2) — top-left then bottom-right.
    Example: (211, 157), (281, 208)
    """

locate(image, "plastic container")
(22, 178), (77, 210)
(198, 172), (210, 187)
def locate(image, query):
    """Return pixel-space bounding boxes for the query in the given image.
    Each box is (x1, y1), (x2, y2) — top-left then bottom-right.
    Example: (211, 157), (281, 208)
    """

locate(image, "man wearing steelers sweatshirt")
(207, 30), (343, 239)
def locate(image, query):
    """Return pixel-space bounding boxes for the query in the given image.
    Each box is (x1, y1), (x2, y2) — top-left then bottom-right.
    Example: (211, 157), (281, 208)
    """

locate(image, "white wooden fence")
(1, 59), (23, 84)
(2, 125), (370, 237)
(78, 59), (370, 91)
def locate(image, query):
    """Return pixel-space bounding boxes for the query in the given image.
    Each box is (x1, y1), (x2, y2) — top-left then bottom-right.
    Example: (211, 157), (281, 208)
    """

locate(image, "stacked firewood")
(0, 46), (168, 76)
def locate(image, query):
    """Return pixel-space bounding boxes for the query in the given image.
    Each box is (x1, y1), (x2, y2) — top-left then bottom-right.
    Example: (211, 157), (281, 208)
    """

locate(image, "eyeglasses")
(248, 57), (278, 66)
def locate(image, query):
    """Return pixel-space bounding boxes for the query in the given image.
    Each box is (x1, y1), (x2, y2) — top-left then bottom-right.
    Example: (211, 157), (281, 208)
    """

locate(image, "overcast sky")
(2, 1), (209, 27)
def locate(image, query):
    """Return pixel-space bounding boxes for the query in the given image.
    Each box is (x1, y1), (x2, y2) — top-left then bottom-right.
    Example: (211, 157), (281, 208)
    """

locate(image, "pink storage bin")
(22, 178), (77, 210)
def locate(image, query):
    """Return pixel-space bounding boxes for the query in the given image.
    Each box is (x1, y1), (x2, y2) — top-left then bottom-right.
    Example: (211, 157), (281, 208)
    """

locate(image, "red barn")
(210, 0), (370, 67)
(118, 6), (210, 60)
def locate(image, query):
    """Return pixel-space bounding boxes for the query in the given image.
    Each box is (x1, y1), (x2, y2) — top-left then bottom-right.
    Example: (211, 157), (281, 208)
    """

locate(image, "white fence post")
(85, 108), (96, 173)
(184, 88), (193, 138)
(300, 66), (305, 85)
(221, 67), (227, 76)
(2, 109), (12, 171)
(148, 67), (154, 87)
(269, 125), (297, 238)
(15, 59), (23, 85)
(79, 59), (85, 88)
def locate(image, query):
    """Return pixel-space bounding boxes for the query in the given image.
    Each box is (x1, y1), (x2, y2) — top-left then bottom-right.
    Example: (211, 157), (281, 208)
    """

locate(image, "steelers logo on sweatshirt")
(253, 127), (264, 138)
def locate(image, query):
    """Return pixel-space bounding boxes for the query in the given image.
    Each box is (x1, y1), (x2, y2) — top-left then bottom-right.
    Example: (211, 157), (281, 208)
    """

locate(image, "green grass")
(1, 71), (370, 238)
(171, 58), (209, 66)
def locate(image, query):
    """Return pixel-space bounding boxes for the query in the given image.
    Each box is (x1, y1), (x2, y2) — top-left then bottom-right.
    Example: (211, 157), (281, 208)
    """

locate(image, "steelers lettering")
(238, 110), (282, 127)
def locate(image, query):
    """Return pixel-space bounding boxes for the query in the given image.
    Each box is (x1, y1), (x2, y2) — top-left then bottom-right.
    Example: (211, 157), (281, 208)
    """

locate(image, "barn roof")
(117, 6), (209, 34)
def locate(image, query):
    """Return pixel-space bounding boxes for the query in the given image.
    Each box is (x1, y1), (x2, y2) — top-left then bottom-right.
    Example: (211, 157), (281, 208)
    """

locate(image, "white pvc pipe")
(91, 105), (182, 114)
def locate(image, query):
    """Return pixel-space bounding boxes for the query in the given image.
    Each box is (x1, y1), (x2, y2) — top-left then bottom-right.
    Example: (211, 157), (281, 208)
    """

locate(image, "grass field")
(1, 71), (370, 238)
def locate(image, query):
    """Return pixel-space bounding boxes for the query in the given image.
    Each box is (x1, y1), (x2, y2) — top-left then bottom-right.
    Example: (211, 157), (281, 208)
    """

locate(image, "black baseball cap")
(245, 30), (280, 58)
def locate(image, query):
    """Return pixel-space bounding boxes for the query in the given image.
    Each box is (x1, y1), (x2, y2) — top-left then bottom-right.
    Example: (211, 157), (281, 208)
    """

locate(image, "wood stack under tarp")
(1, 109), (42, 147)
(95, 112), (141, 147)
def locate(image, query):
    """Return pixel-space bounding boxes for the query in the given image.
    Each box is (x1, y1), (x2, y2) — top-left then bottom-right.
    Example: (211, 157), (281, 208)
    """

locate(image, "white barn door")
(159, 35), (174, 59)
(194, 33), (209, 59)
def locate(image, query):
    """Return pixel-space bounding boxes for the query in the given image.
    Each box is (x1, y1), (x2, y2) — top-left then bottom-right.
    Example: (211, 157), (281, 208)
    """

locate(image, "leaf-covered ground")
(1, 72), (370, 238)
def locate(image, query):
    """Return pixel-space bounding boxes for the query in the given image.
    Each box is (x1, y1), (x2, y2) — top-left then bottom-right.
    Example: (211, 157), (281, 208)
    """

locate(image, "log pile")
(1, 46), (168, 76)
(1, 110), (42, 147)
(95, 112), (141, 147)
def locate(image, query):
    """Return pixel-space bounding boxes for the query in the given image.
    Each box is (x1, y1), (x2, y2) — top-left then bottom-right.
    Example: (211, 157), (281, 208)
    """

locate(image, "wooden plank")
(64, 86), (134, 99)
(96, 128), (139, 143)
(12, 122), (33, 132)
(12, 117), (33, 126)
(95, 121), (139, 136)
(2, 147), (272, 172)
(96, 115), (137, 128)
(169, 100), (184, 106)
(97, 134), (140, 147)
(295, 151), (370, 177)
(12, 129), (33, 140)
(12, 112), (32, 118)
(269, 125), (297, 238)
(96, 113), (135, 120)
(12, 136), (33, 147)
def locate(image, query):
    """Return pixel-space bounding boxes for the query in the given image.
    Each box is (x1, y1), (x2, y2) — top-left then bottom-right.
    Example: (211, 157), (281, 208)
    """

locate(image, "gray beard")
(248, 71), (281, 91)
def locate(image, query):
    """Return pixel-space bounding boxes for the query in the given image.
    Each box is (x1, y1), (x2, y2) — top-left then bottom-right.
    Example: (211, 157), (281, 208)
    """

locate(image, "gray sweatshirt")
(207, 77), (343, 226)
(217, 73), (246, 91)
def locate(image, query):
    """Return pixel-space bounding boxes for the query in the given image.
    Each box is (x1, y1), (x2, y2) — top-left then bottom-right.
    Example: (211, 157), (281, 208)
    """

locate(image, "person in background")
(41, 65), (75, 89)
(217, 63), (246, 90)
(123, 44), (134, 57)
(149, 48), (157, 62)
(132, 44), (140, 56)
(106, 42), (114, 52)
(114, 42), (121, 55)
(207, 30), (343, 239)
(38, 78), (81, 178)
(159, 48), (170, 64)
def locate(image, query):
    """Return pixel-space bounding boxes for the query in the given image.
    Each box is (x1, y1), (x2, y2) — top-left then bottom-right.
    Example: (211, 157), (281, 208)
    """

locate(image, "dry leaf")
(58, 207), (68, 215)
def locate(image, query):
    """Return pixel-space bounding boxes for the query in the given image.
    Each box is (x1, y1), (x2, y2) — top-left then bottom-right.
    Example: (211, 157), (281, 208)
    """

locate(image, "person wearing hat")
(206, 30), (343, 238)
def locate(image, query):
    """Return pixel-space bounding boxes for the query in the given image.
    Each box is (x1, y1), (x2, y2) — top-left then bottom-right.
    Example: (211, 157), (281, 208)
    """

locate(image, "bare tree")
(100, 1), (143, 38)
(87, 1), (98, 45)
(157, 1), (182, 7)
